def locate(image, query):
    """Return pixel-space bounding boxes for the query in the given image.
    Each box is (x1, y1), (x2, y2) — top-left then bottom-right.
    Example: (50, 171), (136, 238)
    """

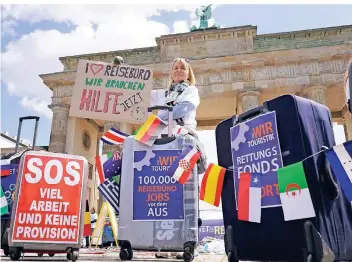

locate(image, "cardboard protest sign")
(69, 59), (153, 124)
(10, 151), (88, 244)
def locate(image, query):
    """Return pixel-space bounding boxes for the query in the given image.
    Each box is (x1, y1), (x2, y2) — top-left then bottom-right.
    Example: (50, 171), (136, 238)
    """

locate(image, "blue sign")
(133, 150), (184, 221)
(230, 111), (283, 208)
(1, 164), (19, 218)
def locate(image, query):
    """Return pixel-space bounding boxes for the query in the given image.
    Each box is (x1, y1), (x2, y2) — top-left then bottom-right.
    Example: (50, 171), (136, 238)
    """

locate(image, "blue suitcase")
(215, 94), (352, 262)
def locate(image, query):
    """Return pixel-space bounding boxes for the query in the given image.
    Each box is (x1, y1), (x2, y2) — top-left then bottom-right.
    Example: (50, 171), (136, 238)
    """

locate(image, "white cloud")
(173, 20), (189, 34)
(19, 97), (53, 119)
(1, 4), (202, 119)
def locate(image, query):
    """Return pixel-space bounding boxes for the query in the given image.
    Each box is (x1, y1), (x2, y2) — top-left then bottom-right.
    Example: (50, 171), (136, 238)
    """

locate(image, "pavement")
(1, 248), (227, 262)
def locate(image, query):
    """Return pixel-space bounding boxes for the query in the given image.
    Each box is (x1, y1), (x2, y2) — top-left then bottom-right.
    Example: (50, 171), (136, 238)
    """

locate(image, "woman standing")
(155, 58), (203, 260)
(157, 57), (200, 135)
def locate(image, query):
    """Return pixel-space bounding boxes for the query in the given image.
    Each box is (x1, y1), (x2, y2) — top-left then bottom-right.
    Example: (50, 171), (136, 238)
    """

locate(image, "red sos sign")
(22, 153), (85, 187)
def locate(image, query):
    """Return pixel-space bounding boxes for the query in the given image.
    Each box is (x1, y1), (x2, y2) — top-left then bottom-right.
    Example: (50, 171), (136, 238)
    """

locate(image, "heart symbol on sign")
(90, 64), (104, 75)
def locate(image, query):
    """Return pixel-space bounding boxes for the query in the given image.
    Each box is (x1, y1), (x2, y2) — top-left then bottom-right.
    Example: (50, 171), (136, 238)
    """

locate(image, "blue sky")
(1, 4), (351, 148)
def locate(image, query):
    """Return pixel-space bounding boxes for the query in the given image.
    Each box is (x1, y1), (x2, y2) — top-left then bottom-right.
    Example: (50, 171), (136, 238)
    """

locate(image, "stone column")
(239, 91), (260, 112)
(343, 111), (352, 141)
(48, 103), (70, 153)
(95, 131), (104, 212)
(303, 86), (327, 106)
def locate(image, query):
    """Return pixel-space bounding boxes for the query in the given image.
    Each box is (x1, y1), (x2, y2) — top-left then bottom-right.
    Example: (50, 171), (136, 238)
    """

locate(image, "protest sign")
(133, 150), (184, 221)
(69, 59), (153, 124)
(230, 111), (283, 208)
(10, 152), (88, 244)
(199, 219), (224, 241)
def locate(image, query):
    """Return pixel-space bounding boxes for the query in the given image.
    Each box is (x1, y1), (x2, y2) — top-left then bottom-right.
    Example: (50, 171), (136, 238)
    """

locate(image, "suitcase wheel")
(48, 253), (55, 257)
(9, 247), (22, 261)
(66, 248), (79, 262)
(119, 248), (133, 261)
(38, 253), (43, 257)
(182, 246), (194, 262)
(3, 245), (9, 256)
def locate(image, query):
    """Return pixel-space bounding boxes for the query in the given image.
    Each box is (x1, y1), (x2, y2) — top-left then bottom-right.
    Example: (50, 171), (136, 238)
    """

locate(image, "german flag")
(83, 200), (91, 237)
(200, 163), (226, 207)
(134, 114), (166, 146)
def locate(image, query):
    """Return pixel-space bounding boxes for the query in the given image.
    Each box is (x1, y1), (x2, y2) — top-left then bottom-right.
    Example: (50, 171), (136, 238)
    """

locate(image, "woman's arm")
(157, 101), (195, 121)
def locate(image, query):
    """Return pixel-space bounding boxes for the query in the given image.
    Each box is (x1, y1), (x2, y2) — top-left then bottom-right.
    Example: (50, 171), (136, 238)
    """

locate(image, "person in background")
(89, 207), (98, 247)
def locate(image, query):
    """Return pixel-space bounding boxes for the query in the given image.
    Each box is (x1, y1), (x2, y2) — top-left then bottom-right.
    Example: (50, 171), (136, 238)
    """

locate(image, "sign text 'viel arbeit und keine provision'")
(69, 60), (153, 124)
(10, 152), (87, 244)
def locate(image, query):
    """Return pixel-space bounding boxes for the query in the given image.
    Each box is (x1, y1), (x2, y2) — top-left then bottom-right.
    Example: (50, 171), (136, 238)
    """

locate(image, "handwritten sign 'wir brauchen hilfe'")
(69, 59), (153, 124)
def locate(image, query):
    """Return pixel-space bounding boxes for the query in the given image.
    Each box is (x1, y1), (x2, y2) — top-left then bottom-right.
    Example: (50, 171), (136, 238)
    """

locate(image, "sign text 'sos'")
(25, 158), (81, 186)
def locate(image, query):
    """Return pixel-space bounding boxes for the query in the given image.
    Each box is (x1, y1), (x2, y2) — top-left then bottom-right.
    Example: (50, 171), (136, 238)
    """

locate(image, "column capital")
(48, 103), (70, 110)
(303, 85), (327, 106)
(238, 90), (261, 112)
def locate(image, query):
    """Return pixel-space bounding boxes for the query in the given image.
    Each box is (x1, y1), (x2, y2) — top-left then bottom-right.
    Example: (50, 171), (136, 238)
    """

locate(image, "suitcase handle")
(15, 116), (40, 153)
(147, 106), (173, 137)
(148, 106), (173, 112)
(234, 103), (269, 125)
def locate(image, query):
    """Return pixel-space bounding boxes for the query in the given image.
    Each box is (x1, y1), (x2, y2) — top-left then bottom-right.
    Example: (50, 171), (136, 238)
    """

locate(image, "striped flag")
(0, 165), (11, 177)
(238, 172), (262, 223)
(95, 152), (122, 186)
(101, 127), (128, 145)
(83, 199), (91, 237)
(325, 140), (352, 205)
(200, 163), (226, 207)
(1, 187), (9, 216)
(134, 114), (167, 146)
(168, 145), (201, 184)
(98, 176), (120, 215)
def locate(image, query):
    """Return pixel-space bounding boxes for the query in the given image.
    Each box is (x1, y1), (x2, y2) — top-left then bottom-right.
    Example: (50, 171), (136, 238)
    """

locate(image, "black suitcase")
(215, 95), (352, 262)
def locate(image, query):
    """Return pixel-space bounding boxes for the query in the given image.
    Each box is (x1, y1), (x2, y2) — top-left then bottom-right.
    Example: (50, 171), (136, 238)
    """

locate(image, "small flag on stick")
(200, 163), (226, 207)
(237, 172), (262, 223)
(83, 200), (91, 237)
(1, 187), (9, 216)
(101, 127), (128, 145)
(325, 140), (352, 204)
(95, 152), (122, 186)
(168, 145), (201, 184)
(134, 114), (167, 146)
(277, 162), (316, 221)
(98, 176), (120, 215)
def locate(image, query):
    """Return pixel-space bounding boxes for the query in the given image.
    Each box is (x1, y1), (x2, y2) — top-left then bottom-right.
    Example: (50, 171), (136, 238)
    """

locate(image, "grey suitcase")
(118, 106), (199, 262)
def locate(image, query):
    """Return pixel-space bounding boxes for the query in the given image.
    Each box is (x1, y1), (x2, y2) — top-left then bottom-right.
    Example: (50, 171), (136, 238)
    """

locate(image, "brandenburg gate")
(40, 24), (352, 208)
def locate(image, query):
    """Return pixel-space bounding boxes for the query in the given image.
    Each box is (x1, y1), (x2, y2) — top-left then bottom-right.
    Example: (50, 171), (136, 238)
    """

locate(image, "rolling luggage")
(1, 116), (40, 257)
(118, 106), (199, 262)
(7, 150), (89, 262)
(215, 94), (352, 262)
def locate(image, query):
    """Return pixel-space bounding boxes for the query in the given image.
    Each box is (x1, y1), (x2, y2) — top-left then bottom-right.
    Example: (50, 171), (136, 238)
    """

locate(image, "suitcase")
(118, 106), (199, 262)
(215, 94), (352, 262)
(1, 116), (40, 257)
(7, 149), (89, 262)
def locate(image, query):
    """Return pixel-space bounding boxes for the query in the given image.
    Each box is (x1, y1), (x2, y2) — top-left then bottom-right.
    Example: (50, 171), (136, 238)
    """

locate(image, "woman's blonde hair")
(344, 56), (352, 95)
(168, 57), (196, 87)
